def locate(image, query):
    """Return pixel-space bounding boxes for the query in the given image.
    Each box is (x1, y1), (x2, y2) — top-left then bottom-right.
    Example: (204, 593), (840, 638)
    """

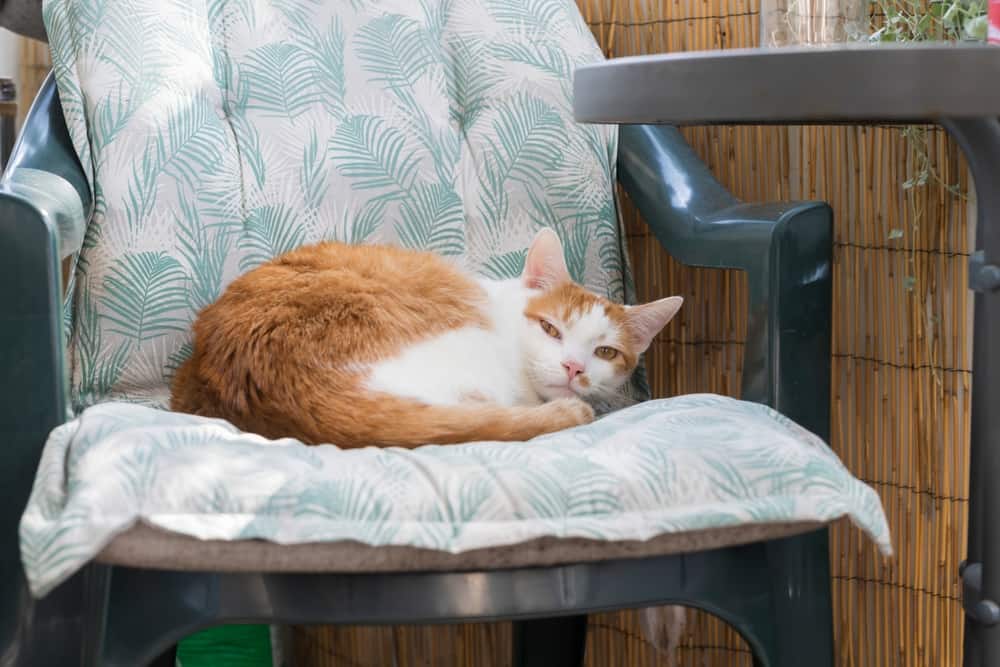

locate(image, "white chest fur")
(364, 279), (541, 407)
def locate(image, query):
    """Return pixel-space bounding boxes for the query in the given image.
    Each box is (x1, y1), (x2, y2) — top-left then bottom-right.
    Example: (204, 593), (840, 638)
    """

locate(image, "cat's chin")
(539, 384), (580, 400)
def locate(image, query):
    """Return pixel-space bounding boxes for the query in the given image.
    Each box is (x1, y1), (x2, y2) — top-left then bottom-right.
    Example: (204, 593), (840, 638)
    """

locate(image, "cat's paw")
(547, 397), (595, 428)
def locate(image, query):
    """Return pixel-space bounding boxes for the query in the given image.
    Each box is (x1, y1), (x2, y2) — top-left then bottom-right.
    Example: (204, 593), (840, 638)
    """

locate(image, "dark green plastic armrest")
(617, 125), (835, 657)
(0, 172), (70, 433)
(3, 73), (90, 260)
(0, 69), (84, 462)
(0, 72), (85, 646)
(2, 169), (87, 260)
(617, 124), (833, 441)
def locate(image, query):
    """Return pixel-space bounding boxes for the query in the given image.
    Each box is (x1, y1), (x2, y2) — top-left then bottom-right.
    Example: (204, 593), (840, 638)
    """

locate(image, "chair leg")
(148, 644), (177, 667)
(744, 532), (834, 667)
(81, 564), (113, 667)
(511, 615), (587, 667)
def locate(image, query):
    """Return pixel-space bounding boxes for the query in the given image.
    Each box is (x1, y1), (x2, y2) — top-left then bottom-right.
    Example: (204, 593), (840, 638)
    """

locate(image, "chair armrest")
(3, 72), (90, 260)
(0, 0), (45, 42)
(618, 124), (833, 441)
(0, 70), (79, 512)
(0, 174), (69, 449)
(0, 156), (71, 640)
(0, 70), (78, 640)
(1, 169), (87, 260)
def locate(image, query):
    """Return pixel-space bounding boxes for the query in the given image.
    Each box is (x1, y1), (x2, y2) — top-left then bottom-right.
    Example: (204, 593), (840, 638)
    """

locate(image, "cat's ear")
(522, 228), (571, 290)
(624, 296), (683, 352)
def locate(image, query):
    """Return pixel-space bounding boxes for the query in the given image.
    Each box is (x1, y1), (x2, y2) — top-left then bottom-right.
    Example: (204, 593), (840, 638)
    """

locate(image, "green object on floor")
(177, 625), (273, 667)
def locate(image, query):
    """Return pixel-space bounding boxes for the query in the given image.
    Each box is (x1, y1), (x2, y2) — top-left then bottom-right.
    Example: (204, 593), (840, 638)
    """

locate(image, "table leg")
(942, 117), (1000, 667)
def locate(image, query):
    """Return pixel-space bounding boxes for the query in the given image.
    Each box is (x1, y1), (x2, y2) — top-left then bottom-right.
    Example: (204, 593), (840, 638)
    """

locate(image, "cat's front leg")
(531, 397), (595, 434)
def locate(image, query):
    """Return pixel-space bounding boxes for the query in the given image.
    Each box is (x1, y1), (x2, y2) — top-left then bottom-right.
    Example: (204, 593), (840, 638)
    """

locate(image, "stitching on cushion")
(207, 3), (250, 226)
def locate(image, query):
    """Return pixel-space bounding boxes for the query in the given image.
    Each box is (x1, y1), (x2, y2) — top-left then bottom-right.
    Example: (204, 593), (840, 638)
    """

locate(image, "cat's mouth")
(545, 383), (580, 399)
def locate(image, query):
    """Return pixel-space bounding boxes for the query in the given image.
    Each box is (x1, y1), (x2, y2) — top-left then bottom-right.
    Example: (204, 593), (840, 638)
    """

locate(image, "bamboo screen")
(577, 1), (973, 665)
(15, 4), (972, 663)
(293, 1), (973, 665)
(17, 38), (49, 126)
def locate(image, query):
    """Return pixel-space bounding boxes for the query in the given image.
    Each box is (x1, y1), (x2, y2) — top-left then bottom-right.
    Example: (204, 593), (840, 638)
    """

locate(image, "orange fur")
(170, 242), (594, 449)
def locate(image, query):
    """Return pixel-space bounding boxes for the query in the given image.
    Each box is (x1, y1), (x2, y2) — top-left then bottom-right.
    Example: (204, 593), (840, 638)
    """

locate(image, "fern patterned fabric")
(43, 0), (623, 409)
(28, 0), (893, 599)
(21, 394), (892, 596)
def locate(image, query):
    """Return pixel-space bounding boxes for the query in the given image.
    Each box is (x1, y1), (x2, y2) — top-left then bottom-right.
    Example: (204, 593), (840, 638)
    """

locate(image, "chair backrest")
(41, 0), (625, 410)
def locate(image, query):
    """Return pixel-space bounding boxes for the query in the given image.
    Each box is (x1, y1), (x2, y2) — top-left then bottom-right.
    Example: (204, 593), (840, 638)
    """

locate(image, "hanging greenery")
(871, 0), (988, 41)
(869, 0), (986, 293)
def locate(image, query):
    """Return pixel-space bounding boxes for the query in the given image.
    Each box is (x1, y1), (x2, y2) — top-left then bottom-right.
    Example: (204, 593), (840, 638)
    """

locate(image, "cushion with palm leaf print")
(44, 0), (626, 410)
(27, 0), (894, 604)
(21, 393), (892, 597)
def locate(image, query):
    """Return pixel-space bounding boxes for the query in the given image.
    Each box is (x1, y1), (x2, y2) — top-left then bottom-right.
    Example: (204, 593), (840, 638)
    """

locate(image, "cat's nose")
(562, 360), (585, 380)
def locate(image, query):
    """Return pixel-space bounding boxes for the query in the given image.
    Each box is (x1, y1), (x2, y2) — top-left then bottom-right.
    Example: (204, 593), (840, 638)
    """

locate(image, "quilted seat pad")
(20, 394), (891, 597)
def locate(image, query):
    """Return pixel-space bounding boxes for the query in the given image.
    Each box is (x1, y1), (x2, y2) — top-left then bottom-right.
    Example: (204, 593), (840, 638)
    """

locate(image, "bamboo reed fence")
(18, 0), (974, 660)
(585, 2), (972, 664)
(291, 1), (973, 664)
(17, 38), (48, 126)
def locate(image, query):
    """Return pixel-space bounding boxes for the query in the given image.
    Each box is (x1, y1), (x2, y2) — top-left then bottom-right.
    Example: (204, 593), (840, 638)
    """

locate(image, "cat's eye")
(539, 319), (561, 339)
(594, 346), (619, 361)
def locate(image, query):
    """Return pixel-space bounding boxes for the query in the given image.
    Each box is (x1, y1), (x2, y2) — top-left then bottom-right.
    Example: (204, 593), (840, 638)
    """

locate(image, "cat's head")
(519, 228), (682, 404)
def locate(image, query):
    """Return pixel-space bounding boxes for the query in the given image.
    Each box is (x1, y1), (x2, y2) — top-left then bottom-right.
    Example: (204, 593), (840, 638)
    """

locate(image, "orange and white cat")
(171, 228), (682, 448)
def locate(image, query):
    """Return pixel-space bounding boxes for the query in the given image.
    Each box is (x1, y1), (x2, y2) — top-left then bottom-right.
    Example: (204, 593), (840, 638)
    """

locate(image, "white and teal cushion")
(20, 394), (892, 597)
(26, 0), (892, 598)
(43, 0), (625, 411)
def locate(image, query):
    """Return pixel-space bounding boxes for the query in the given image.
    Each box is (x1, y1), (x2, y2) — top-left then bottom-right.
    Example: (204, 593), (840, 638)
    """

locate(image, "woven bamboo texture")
(14, 3), (969, 664)
(293, 0), (973, 665)
(17, 37), (49, 126)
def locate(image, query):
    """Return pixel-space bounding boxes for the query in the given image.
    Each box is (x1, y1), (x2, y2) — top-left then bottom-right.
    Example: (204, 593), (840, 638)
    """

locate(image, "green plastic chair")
(0, 0), (840, 660)
(0, 71), (835, 667)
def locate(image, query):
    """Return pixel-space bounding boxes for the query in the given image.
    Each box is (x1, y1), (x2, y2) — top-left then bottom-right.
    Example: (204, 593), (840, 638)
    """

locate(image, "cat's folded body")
(171, 229), (681, 449)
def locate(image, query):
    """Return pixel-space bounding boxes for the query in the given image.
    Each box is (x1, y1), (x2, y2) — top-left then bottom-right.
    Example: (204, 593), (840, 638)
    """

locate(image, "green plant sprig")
(869, 0), (984, 278)
(871, 0), (987, 42)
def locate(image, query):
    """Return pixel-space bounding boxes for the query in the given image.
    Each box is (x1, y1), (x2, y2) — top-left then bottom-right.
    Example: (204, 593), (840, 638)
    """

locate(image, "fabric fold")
(21, 393), (891, 598)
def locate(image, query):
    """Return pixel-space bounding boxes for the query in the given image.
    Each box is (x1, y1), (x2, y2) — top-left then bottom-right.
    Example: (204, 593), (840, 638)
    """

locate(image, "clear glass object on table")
(760, 0), (868, 45)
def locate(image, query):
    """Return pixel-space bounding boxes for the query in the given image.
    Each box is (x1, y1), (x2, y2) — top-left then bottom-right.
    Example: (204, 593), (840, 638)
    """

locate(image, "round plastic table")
(573, 42), (1000, 667)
